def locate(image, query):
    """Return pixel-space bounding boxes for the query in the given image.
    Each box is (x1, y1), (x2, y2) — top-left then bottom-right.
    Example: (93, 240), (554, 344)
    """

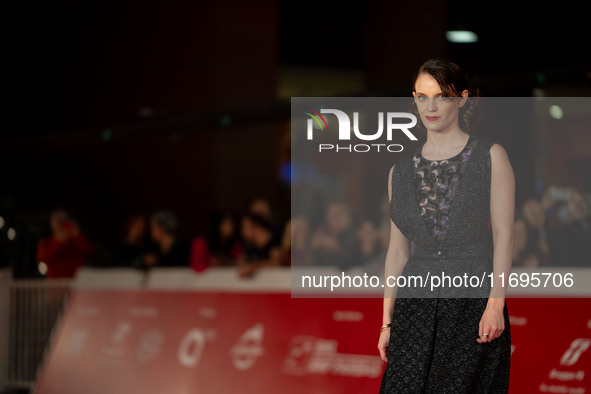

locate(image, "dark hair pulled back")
(410, 58), (479, 134)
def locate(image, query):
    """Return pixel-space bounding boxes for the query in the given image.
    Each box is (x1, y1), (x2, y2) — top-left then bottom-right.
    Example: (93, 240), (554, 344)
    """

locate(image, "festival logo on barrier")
(231, 323), (265, 371)
(64, 328), (89, 357)
(283, 335), (383, 378)
(136, 329), (164, 363)
(178, 327), (217, 367)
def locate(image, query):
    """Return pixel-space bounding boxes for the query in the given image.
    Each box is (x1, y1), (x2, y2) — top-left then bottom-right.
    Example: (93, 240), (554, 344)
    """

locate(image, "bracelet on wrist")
(380, 323), (392, 333)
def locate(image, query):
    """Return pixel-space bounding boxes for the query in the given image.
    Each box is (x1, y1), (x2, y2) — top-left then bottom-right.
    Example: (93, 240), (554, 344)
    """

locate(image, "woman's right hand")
(378, 329), (390, 362)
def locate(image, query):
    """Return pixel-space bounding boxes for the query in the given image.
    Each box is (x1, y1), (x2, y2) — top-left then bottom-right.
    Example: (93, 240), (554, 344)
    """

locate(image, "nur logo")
(305, 108), (418, 141)
(303, 107), (329, 131)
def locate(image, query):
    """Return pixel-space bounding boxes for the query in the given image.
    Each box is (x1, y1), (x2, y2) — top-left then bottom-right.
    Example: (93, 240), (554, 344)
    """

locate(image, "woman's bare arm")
(383, 164), (412, 324)
(488, 143), (515, 304)
(378, 163), (412, 361)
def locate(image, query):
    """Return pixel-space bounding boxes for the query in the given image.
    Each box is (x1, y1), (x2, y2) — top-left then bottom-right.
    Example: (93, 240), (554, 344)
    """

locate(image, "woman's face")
(326, 203), (350, 234)
(357, 221), (378, 245)
(219, 216), (234, 238)
(412, 73), (468, 133)
(129, 217), (146, 241)
(522, 199), (545, 228)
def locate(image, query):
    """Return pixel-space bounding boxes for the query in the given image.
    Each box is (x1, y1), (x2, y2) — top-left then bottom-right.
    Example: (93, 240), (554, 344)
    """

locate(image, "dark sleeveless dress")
(379, 133), (512, 393)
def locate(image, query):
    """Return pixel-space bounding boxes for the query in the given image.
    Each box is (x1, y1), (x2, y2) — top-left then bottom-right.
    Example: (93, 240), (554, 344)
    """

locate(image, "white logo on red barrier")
(231, 323), (265, 371)
(282, 335), (314, 376)
(97, 321), (133, 367)
(283, 336), (382, 378)
(178, 328), (216, 367)
(509, 315), (527, 326)
(64, 329), (89, 356)
(548, 369), (585, 382)
(111, 321), (132, 344)
(332, 310), (364, 322)
(560, 338), (590, 366)
(198, 307), (218, 319)
(136, 329), (163, 363)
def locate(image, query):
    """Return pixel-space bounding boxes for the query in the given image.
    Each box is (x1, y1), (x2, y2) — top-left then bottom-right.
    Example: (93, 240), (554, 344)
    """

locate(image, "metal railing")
(1, 278), (72, 391)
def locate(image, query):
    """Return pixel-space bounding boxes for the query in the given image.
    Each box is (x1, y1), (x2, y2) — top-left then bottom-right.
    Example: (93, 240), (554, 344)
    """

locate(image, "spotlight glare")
(549, 105), (563, 120)
(446, 30), (479, 43)
(38, 262), (48, 276)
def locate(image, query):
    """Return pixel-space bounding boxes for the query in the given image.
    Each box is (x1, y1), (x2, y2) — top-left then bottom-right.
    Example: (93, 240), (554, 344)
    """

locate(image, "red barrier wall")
(34, 288), (590, 393)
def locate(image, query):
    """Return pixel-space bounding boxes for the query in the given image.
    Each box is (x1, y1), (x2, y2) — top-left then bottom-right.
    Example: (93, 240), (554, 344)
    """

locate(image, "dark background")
(2, 0), (590, 276)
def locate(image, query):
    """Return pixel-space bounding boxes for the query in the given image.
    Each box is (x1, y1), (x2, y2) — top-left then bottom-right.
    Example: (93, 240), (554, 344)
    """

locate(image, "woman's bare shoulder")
(490, 142), (510, 163)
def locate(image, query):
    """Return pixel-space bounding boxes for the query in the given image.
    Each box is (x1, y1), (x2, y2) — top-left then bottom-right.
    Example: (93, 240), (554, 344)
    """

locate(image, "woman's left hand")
(477, 304), (505, 343)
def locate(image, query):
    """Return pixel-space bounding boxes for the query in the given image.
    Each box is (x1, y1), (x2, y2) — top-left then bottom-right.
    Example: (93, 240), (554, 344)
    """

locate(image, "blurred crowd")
(35, 185), (591, 280)
(36, 198), (288, 279)
(512, 186), (591, 268)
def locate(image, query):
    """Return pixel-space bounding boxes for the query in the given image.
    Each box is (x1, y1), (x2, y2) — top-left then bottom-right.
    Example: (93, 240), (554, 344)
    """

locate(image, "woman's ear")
(458, 89), (469, 107)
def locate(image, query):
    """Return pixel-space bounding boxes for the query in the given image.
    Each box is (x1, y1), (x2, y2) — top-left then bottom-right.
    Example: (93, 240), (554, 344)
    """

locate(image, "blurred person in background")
(281, 215), (311, 266)
(357, 219), (384, 265)
(512, 212), (540, 267)
(208, 211), (243, 264)
(142, 210), (190, 268)
(249, 197), (273, 220)
(520, 198), (550, 266)
(249, 197), (283, 245)
(377, 193), (392, 238)
(361, 194), (393, 276)
(544, 186), (591, 267)
(239, 213), (256, 261)
(309, 201), (359, 270)
(190, 211), (244, 272)
(364, 214), (391, 277)
(36, 209), (94, 278)
(237, 213), (282, 278)
(116, 214), (151, 267)
(281, 218), (292, 266)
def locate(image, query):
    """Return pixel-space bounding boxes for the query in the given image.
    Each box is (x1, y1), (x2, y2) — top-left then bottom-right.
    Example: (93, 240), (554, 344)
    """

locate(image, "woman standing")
(377, 58), (514, 393)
